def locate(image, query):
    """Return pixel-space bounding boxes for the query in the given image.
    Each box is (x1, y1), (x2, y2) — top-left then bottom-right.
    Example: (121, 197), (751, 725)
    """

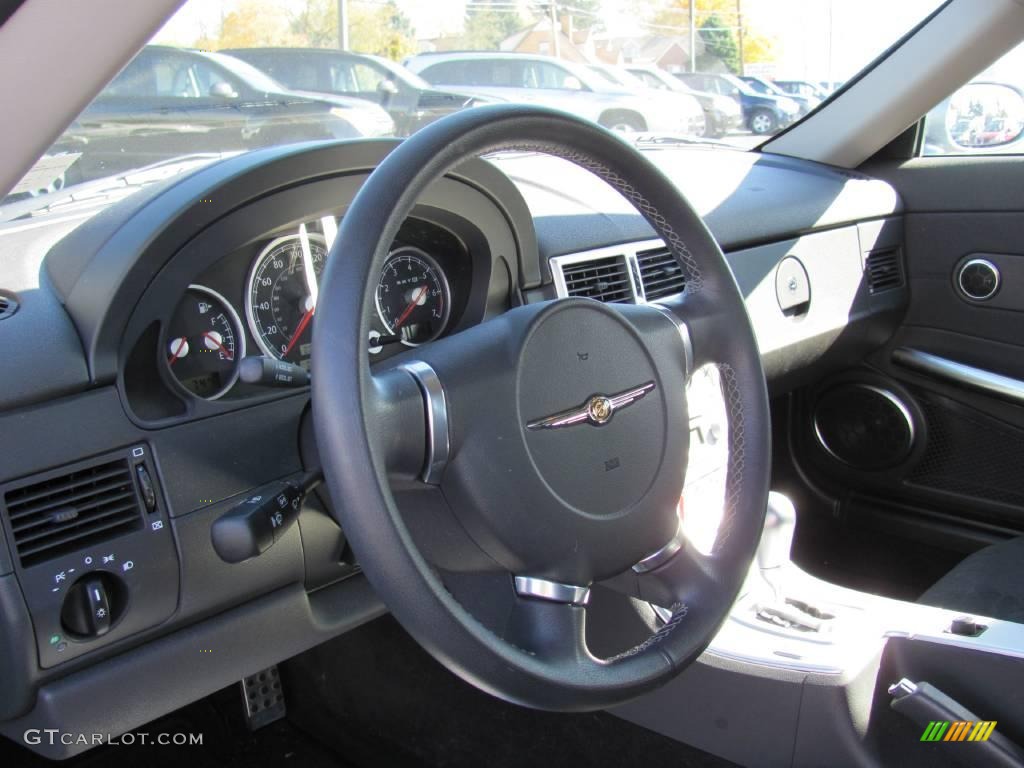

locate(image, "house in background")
(499, 16), (597, 62)
(430, 12), (708, 73)
(602, 35), (704, 73)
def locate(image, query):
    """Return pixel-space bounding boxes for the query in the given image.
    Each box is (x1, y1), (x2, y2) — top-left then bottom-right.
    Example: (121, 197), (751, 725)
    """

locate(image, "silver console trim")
(892, 347), (1024, 406)
(514, 576), (591, 606)
(399, 361), (449, 484)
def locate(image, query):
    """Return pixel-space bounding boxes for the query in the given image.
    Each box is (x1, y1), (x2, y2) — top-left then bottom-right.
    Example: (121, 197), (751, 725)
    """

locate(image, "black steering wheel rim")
(312, 104), (770, 711)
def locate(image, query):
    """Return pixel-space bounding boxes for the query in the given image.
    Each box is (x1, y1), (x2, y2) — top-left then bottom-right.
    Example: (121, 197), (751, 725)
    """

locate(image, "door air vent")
(636, 245), (686, 300)
(557, 254), (634, 303)
(0, 293), (18, 321)
(865, 248), (904, 293)
(3, 458), (144, 567)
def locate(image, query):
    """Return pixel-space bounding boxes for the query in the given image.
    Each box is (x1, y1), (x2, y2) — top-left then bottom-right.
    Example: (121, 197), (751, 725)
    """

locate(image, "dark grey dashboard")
(0, 138), (906, 758)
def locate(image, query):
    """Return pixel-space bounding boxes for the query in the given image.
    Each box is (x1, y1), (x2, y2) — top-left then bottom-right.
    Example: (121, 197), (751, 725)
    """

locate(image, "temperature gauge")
(165, 285), (245, 400)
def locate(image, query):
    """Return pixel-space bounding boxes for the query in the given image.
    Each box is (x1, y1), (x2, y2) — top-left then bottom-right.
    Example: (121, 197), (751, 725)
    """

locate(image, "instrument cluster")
(163, 214), (470, 401)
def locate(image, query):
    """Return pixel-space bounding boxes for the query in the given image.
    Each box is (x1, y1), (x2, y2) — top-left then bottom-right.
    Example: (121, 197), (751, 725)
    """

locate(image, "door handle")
(892, 347), (1024, 405)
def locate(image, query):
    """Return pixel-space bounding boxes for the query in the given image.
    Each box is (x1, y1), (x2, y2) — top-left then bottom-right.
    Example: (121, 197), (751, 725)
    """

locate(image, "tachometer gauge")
(246, 229), (326, 369)
(375, 246), (451, 346)
(165, 285), (244, 400)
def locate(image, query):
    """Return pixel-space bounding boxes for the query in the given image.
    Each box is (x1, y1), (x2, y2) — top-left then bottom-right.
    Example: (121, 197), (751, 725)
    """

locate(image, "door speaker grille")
(813, 384), (915, 470)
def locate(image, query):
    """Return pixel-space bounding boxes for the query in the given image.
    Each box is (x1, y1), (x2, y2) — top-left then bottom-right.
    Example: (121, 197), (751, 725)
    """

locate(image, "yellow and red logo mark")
(921, 721), (997, 742)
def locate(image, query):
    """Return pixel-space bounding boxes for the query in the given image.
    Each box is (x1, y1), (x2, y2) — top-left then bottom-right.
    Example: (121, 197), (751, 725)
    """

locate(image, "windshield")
(368, 54), (433, 90)
(5, 0), (947, 210)
(204, 50), (289, 93)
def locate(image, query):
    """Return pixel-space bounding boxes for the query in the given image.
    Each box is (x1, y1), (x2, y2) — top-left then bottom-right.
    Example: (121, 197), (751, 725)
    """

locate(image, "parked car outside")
(625, 64), (742, 138)
(406, 52), (697, 134)
(676, 72), (800, 135)
(585, 62), (705, 136)
(739, 75), (820, 116)
(223, 48), (486, 137)
(774, 79), (830, 102)
(56, 45), (394, 184)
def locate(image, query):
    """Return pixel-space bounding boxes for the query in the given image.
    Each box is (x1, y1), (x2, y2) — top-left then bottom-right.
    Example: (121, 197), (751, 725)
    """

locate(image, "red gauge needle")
(167, 339), (186, 366)
(283, 308), (314, 358)
(202, 332), (234, 361)
(394, 285), (428, 330)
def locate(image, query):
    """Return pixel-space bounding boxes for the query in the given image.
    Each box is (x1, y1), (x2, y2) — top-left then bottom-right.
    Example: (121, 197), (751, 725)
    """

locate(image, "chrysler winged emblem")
(527, 382), (656, 430)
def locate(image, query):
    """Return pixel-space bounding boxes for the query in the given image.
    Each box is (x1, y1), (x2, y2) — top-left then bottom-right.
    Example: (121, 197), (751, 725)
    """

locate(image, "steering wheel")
(312, 104), (770, 711)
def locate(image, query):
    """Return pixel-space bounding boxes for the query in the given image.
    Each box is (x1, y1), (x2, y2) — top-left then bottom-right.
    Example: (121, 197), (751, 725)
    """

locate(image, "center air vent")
(865, 248), (904, 293)
(4, 458), (144, 567)
(556, 254), (634, 303)
(636, 245), (686, 300)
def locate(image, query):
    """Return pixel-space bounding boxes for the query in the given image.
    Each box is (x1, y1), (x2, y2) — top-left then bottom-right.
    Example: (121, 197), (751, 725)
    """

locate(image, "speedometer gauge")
(246, 231), (326, 369)
(375, 246), (451, 346)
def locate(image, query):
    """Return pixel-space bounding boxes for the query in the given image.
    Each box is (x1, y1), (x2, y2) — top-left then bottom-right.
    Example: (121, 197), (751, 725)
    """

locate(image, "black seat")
(918, 536), (1024, 623)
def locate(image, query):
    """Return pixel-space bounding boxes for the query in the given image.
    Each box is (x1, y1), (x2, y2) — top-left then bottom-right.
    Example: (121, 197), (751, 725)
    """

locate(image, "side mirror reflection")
(947, 82), (1024, 149)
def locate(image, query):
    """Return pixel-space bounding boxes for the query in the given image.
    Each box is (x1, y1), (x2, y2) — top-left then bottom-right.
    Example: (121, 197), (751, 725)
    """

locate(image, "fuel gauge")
(165, 285), (245, 400)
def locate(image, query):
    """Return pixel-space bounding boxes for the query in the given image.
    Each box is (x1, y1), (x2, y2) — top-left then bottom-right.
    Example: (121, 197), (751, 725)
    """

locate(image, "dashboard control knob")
(957, 258), (1000, 301)
(60, 573), (126, 639)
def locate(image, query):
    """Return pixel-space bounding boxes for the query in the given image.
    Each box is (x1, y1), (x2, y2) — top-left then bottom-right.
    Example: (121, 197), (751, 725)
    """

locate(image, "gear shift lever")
(757, 491), (797, 572)
(755, 492), (797, 604)
(750, 493), (835, 632)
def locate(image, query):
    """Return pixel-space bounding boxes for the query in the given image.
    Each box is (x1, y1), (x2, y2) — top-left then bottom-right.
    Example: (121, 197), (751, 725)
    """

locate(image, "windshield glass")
(204, 50), (289, 92)
(5, 0), (946, 210)
(368, 54), (432, 89)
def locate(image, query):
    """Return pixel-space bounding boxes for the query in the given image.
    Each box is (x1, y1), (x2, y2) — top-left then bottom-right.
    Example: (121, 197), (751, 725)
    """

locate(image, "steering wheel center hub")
(517, 300), (666, 518)
(432, 299), (687, 584)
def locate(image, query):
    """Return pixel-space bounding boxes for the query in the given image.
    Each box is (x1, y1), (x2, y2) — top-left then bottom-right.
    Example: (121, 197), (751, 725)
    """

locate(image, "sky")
(153, 0), (978, 82)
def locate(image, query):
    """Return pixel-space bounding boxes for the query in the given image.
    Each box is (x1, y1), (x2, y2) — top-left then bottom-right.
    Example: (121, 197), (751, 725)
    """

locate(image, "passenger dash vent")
(636, 246), (686, 300)
(556, 254), (634, 303)
(4, 459), (143, 567)
(865, 248), (904, 293)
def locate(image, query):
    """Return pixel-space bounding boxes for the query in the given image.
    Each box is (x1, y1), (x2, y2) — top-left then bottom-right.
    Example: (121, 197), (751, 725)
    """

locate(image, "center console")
(614, 491), (1024, 767)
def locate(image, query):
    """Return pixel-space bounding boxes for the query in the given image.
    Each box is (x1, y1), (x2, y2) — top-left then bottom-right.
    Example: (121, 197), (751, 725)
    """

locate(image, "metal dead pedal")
(241, 664), (286, 730)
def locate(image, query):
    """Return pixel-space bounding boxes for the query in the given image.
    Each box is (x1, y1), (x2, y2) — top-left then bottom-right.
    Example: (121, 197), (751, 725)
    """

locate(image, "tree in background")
(741, 29), (775, 67)
(569, 0), (604, 32)
(195, 0), (303, 49)
(648, 0), (776, 73)
(699, 12), (738, 73)
(460, 4), (523, 50)
(195, 0), (416, 60)
(291, 0), (337, 48)
(349, 1), (417, 59)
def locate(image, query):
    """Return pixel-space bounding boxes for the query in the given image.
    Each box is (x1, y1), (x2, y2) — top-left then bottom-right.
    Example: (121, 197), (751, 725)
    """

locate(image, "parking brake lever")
(211, 469), (323, 563)
(890, 678), (1024, 766)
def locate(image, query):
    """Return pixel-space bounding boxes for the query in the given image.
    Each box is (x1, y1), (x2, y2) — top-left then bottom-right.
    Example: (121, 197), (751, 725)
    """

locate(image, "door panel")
(789, 156), (1024, 554)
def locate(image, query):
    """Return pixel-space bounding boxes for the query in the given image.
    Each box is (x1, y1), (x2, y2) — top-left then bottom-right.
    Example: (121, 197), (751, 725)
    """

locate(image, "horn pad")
(518, 301), (666, 516)
(436, 299), (687, 583)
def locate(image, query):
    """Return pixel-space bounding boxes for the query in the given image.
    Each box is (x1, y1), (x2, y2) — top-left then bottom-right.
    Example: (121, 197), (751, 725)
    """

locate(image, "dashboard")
(0, 137), (906, 758)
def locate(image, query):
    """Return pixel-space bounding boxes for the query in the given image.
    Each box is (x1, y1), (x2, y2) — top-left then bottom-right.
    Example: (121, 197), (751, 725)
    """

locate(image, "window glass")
(189, 61), (237, 97)
(419, 60), (466, 85)
(527, 62), (575, 90)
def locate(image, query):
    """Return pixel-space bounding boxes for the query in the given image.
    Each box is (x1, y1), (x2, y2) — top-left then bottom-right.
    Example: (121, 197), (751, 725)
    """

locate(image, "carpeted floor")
(1, 614), (737, 768)
(282, 614), (738, 768)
